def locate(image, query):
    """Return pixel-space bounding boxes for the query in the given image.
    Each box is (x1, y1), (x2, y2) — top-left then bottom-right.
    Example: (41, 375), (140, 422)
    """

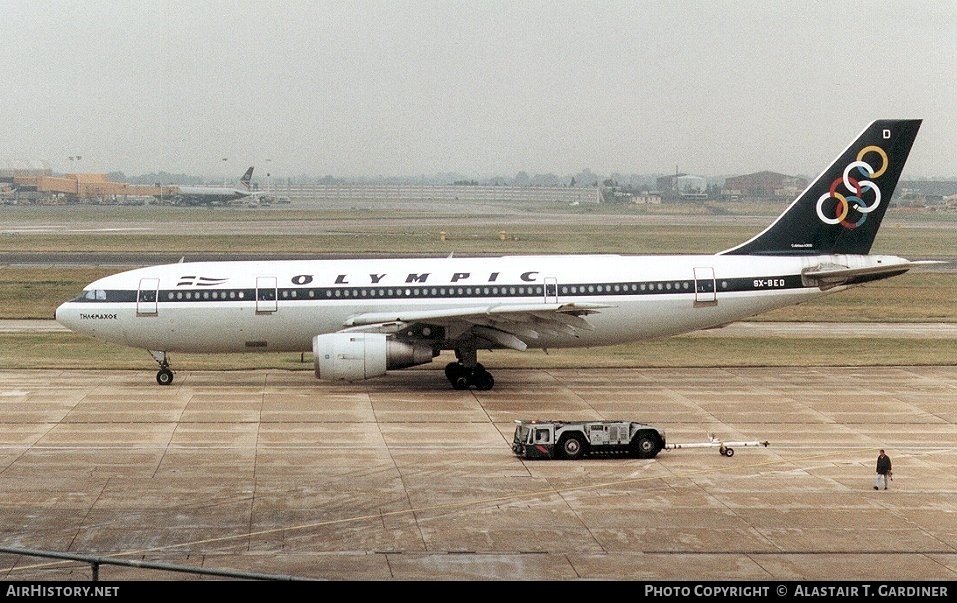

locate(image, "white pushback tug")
(512, 420), (768, 459)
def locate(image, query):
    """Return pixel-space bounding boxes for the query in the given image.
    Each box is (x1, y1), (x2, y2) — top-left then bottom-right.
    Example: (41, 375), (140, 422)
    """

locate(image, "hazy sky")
(2, 0), (955, 179)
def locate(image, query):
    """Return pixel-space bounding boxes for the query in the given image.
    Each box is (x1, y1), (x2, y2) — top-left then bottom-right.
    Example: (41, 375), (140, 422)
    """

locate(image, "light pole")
(68, 156), (82, 200)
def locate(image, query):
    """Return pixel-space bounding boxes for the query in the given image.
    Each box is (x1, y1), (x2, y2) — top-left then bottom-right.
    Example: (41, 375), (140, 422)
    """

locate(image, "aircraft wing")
(341, 302), (612, 350)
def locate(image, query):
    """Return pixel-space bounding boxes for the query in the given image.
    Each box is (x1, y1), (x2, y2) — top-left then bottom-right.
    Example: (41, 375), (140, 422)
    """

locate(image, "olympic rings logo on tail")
(815, 145), (889, 229)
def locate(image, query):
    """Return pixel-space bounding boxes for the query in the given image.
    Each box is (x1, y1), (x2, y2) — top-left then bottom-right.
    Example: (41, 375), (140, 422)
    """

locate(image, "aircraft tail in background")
(239, 166), (254, 191)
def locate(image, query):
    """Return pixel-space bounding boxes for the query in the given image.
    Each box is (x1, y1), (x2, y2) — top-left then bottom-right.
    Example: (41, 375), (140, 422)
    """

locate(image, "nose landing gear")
(149, 350), (175, 386)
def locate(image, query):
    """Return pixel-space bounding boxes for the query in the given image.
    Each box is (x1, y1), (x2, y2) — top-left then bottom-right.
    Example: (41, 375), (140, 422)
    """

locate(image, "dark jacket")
(876, 454), (892, 475)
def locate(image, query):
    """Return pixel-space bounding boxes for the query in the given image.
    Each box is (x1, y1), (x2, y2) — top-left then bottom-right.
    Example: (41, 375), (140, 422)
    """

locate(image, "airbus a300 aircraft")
(56, 119), (924, 389)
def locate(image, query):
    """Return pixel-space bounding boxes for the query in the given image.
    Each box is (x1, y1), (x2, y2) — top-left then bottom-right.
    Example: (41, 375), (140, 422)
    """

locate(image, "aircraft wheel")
(156, 368), (174, 386)
(723, 448), (734, 457)
(446, 363), (469, 389)
(445, 362), (460, 382)
(472, 369), (494, 391)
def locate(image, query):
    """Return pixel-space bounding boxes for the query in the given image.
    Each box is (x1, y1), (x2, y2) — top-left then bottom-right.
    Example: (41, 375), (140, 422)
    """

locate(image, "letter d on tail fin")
(721, 119), (921, 256)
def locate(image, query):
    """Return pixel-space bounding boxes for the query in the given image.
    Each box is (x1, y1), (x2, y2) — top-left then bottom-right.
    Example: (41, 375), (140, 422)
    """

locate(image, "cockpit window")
(73, 289), (107, 302)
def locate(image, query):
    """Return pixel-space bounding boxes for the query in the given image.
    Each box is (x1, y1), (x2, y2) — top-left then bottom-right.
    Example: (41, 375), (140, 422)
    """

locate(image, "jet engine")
(312, 333), (435, 381)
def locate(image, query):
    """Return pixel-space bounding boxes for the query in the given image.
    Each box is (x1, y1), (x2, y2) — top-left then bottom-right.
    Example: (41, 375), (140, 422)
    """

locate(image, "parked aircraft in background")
(164, 166), (254, 206)
(57, 120), (926, 389)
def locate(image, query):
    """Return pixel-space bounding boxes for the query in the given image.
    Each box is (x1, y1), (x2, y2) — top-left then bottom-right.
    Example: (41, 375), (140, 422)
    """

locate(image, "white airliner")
(164, 166), (255, 205)
(56, 119), (924, 389)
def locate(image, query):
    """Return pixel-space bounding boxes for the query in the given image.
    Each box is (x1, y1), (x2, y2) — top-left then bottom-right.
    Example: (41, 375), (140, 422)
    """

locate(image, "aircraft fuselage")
(55, 253), (904, 354)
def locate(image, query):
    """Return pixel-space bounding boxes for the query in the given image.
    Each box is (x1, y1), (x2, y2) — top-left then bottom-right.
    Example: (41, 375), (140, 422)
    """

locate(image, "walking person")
(874, 449), (892, 490)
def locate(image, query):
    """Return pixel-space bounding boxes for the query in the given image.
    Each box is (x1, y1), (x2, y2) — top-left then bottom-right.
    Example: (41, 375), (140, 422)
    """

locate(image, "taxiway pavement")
(1, 365), (955, 581)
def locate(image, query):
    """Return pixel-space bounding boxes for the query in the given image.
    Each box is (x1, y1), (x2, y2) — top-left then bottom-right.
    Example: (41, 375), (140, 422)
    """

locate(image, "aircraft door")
(544, 276), (558, 303)
(137, 278), (159, 316)
(256, 276), (278, 313)
(693, 267), (717, 307)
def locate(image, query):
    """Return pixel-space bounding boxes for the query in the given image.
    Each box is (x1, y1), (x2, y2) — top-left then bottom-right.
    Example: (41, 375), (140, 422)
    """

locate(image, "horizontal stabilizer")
(802, 259), (940, 289)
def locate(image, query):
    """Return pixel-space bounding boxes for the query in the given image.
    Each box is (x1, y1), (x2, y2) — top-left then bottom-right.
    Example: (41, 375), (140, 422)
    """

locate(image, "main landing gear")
(149, 350), (175, 386)
(445, 362), (495, 391)
(444, 339), (495, 390)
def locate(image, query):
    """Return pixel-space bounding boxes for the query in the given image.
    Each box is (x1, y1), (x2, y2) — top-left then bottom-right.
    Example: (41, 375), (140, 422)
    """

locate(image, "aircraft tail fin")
(720, 119), (921, 256)
(240, 166), (254, 191)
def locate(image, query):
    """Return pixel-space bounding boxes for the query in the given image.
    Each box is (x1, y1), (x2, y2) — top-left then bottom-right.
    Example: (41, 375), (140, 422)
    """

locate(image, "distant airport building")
(597, 185), (634, 204)
(722, 171), (808, 200)
(897, 180), (957, 202)
(1, 160), (52, 203)
(632, 193), (662, 205)
(657, 173), (708, 200)
(7, 171), (169, 204)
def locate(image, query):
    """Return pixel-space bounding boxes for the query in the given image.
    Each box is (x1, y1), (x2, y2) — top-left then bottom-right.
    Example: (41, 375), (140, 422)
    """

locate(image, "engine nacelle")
(312, 333), (435, 381)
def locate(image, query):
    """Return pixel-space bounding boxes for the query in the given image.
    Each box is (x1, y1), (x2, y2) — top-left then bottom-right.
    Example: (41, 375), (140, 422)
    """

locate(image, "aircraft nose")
(54, 301), (76, 330)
